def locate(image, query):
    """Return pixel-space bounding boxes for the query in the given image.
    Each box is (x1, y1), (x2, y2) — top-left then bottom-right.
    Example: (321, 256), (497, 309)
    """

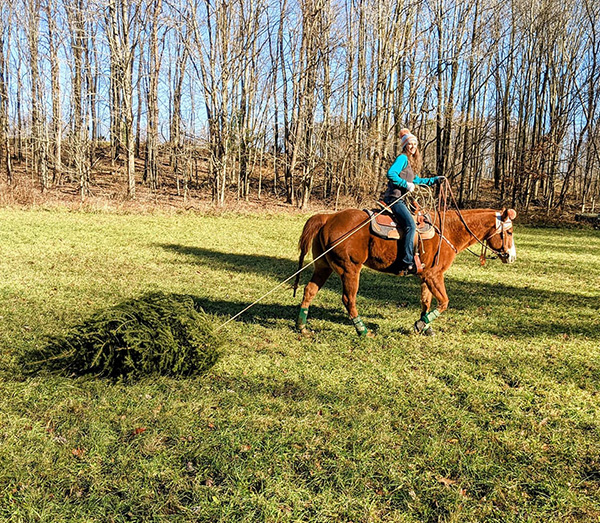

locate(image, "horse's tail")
(293, 213), (331, 297)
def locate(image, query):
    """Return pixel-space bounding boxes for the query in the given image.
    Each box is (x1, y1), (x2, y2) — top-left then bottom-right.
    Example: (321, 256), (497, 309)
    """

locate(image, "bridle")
(472, 213), (514, 263)
(430, 181), (515, 266)
(490, 212), (514, 259)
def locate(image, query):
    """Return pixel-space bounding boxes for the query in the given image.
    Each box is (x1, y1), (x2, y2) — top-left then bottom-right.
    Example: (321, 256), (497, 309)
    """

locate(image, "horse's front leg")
(414, 273), (449, 336)
(420, 281), (433, 317)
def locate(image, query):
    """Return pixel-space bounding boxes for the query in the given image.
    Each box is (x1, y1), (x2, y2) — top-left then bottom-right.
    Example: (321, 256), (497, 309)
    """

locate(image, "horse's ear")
(502, 208), (517, 221)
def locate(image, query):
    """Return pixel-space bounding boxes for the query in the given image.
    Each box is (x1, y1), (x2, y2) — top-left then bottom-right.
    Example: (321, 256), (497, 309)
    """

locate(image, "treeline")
(0, 0), (599, 212)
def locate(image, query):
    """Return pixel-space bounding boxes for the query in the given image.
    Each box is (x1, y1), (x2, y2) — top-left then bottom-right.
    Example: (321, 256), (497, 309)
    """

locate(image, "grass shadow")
(446, 278), (599, 339)
(159, 244), (599, 339)
(158, 243), (422, 306)
(189, 296), (351, 328)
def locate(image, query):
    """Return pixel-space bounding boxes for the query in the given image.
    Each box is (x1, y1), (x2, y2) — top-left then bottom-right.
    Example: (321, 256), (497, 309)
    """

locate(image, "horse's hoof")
(298, 327), (314, 338)
(422, 326), (435, 336)
(413, 320), (435, 336)
(413, 320), (427, 334)
(356, 328), (376, 338)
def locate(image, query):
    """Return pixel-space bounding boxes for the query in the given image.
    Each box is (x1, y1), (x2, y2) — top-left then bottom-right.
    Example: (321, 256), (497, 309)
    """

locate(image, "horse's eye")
(506, 230), (513, 236)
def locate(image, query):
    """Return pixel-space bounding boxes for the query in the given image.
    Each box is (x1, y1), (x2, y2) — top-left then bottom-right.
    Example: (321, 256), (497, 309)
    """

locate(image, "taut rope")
(216, 192), (412, 331)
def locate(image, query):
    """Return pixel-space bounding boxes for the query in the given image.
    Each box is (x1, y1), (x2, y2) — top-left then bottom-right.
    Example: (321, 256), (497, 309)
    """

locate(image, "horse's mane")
(439, 208), (496, 221)
(435, 208), (496, 236)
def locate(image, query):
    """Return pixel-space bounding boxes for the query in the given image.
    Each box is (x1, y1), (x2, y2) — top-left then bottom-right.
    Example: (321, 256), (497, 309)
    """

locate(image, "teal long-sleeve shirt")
(387, 155), (438, 188)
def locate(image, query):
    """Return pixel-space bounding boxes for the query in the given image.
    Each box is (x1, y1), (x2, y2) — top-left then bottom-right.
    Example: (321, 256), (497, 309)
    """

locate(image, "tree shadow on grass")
(159, 244), (599, 339)
(159, 243), (422, 307)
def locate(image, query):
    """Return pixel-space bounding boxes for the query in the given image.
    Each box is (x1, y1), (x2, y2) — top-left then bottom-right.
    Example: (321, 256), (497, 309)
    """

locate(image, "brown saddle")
(364, 202), (435, 241)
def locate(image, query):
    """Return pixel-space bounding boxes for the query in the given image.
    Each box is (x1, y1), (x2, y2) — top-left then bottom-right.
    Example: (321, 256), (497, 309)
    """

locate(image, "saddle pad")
(365, 209), (400, 239)
(365, 209), (435, 241)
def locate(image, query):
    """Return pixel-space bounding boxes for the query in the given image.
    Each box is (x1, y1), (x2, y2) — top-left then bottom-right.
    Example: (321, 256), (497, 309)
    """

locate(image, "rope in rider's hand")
(410, 175), (448, 217)
(411, 184), (437, 215)
(410, 177), (449, 268)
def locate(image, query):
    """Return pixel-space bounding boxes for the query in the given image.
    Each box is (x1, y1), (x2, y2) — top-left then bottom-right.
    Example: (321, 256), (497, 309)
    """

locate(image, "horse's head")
(486, 208), (517, 263)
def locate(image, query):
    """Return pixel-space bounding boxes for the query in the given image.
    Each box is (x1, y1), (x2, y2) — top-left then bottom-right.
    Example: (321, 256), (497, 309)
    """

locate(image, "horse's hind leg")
(297, 260), (333, 332)
(340, 267), (372, 337)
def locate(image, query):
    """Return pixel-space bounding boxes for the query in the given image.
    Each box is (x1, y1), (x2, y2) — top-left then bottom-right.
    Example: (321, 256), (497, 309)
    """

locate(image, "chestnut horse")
(293, 207), (517, 336)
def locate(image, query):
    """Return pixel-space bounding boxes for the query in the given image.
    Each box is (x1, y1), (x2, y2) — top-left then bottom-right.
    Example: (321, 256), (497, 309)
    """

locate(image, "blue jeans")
(387, 198), (415, 267)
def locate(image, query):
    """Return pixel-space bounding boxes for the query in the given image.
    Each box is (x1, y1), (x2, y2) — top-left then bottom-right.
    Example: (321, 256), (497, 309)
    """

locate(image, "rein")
(438, 182), (513, 261)
(466, 244), (497, 265)
(429, 180), (454, 267)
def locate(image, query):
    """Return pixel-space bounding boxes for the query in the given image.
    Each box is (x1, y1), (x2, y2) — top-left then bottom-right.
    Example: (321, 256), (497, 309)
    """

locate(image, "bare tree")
(105, 0), (141, 198)
(144, 0), (163, 190)
(44, 0), (63, 184)
(66, 0), (91, 198)
(169, 26), (189, 191)
(187, 0), (234, 205)
(25, 0), (48, 191)
(0, 0), (12, 183)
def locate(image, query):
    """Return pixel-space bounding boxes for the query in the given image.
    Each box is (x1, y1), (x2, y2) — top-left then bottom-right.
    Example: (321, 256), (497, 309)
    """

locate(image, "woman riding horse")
(383, 129), (442, 274)
(294, 200), (517, 337)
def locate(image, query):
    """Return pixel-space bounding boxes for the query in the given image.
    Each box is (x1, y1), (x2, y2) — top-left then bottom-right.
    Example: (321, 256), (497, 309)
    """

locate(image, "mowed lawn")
(0, 207), (599, 522)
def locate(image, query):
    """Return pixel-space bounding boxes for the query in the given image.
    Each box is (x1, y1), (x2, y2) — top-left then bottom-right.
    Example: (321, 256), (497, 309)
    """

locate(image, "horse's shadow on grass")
(191, 296), (352, 328)
(159, 244), (599, 339)
(160, 242), (422, 314)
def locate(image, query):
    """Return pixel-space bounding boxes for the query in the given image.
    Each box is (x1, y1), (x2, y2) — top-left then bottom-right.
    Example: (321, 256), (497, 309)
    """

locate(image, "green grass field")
(0, 207), (599, 522)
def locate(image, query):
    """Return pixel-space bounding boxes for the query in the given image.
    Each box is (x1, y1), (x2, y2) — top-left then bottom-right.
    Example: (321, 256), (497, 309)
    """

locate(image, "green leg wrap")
(352, 316), (369, 336)
(422, 309), (441, 324)
(297, 307), (309, 330)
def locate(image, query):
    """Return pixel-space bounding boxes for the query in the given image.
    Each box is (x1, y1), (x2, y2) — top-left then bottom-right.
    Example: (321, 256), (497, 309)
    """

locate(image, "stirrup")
(413, 254), (425, 274)
(405, 264), (417, 275)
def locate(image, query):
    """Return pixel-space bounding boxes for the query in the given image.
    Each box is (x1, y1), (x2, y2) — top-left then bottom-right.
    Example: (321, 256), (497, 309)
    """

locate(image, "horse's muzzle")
(500, 246), (517, 264)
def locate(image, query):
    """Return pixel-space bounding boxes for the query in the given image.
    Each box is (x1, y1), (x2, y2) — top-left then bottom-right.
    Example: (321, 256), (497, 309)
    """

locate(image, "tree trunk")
(144, 0), (162, 191)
